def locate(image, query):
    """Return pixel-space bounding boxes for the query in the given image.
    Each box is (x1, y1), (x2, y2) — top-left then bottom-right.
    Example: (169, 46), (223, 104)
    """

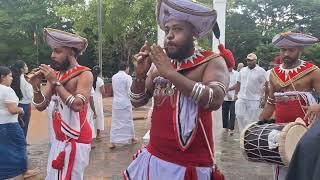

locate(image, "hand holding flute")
(132, 41), (152, 78)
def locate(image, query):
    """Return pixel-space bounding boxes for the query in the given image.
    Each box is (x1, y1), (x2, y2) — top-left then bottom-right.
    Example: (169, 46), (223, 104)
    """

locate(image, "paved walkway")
(26, 98), (273, 180)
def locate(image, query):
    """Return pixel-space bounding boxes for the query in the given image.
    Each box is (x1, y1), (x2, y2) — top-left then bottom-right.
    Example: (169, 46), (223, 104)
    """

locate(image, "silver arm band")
(128, 88), (147, 103)
(32, 93), (47, 107)
(208, 81), (226, 96)
(66, 95), (76, 108)
(191, 83), (206, 103)
(75, 94), (87, 103)
(205, 88), (214, 109)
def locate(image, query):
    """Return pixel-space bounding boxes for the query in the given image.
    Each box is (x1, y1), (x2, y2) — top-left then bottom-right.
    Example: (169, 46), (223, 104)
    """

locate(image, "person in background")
(124, 0), (232, 178)
(235, 53), (266, 132)
(10, 60), (33, 138)
(87, 87), (97, 140)
(259, 32), (320, 180)
(222, 67), (238, 135)
(46, 99), (56, 148)
(92, 66), (106, 139)
(30, 28), (93, 180)
(237, 62), (244, 72)
(0, 66), (26, 180)
(110, 62), (138, 149)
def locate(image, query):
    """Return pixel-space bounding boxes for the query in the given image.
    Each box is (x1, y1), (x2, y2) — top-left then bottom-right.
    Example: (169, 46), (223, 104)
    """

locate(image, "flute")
(25, 67), (43, 80)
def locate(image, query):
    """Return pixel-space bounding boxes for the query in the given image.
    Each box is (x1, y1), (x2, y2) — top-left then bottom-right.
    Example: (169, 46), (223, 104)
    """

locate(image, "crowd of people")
(1, 0), (320, 179)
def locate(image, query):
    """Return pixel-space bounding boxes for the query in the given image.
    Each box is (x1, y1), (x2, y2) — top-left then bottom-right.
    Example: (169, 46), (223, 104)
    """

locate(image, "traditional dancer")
(259, 32), (320, 180)
(29, 28), (93, 180)
(124, 0), (234, 179)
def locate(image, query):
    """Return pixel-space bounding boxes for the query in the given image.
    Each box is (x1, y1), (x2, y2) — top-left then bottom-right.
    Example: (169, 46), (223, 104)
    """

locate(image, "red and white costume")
(270, 32), (319, 180)
(46, 65), (92, 180)
(125, 50), (223, 180)
(272, 60), (318, 125)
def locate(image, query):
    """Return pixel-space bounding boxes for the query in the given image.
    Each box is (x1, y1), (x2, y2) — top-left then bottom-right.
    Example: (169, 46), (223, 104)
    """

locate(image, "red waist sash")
(148, 96), (213, 168)
(52, 107), (92, 144)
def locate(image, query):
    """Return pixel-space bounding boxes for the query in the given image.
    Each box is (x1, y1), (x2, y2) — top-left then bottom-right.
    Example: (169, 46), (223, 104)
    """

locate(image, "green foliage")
(255, 43), (279, 68)
(227, 0), (320, 66)
(0, 0), (76, 68)
(1, 0), (320, 76)
(302, 44), (320, 66)
(55, 0), (157, 77)
(226, 12), (262, 63)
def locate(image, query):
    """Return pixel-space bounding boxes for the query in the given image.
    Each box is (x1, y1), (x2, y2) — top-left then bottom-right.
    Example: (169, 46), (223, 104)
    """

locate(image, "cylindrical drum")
(240, 122), (307, 166)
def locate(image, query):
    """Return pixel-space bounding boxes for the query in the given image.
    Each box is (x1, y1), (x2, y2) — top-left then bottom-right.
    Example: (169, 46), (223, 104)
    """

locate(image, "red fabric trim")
(172, 91), (199, 151)
(61, 120), (80, 135)
(171, 50), (219, 71)
(275, 99), (308, 125)
(272, 62), (317, 87)
(147, 91), (214, 167)
(56, 65), (90, 84)
(184, 166), (197, 180)
(213, 167), (225, 180)
(65, 140), (76, 180)
(123, 172), (128, 180)
(53, 110), (91, 144)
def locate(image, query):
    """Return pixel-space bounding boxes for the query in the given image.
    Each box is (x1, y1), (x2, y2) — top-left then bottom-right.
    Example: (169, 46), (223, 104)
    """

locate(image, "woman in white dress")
(92, 66), (106, 139)
(10, 60), (33, 138)
(0, 66), (26, 180)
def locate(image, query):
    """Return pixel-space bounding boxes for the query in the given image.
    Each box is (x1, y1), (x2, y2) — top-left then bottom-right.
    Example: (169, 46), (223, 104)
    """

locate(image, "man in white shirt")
(222, 67), (238, 135)
(235, 53), (266, 132)
(110, 62), (137, 148)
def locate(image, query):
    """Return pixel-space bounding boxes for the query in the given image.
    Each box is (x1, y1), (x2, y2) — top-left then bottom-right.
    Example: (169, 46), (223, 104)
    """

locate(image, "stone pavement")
(26, 98), (274, 180)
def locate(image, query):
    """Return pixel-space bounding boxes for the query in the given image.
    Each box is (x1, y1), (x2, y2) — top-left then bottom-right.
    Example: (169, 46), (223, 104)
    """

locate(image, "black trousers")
(222, 101), (236, 130)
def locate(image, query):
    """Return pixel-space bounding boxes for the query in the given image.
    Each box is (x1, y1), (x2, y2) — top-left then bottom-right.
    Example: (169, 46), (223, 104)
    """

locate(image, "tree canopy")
(1, 0), (320, 76)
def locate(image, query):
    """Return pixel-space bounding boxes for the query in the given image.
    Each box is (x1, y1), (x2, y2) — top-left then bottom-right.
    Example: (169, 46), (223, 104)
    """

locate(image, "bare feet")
(109, 143), (116, 149)
(24, 167), (40, 179)
(95, 135), (102, 140)
(228, 130), (234, 136)
(131, 137), (139, 144)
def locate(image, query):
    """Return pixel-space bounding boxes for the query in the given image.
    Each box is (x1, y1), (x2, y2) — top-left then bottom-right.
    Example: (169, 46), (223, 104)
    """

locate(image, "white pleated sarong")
(93, 92), (104, 130)
(110, 106), (135, 144)
(125, 148), (212, 180)
(46, 139), (91, 180)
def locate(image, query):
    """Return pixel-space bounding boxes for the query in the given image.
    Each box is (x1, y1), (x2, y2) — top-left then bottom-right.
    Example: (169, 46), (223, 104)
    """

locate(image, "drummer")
(259, 32), (320, 180)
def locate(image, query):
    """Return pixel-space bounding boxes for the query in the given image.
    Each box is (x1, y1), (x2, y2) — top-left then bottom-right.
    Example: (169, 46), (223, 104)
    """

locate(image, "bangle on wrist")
(133, 77), (146, 83)
(53, 81), (62, 88)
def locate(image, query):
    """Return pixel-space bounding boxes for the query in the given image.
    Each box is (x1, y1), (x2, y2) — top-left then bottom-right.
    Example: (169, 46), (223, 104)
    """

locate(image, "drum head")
(278, 122), (307, 166)
(240, 122), (257, 158)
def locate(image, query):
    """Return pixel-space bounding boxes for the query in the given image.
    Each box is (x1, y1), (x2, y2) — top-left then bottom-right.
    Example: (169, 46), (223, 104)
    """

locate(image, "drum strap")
(198, 118), (215, 165)
(199, 118), (225, 180)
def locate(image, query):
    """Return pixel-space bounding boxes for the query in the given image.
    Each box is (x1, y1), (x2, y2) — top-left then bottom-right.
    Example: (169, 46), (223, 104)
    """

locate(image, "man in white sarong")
(29, 28), (93, 180)
(110, 62), (137, 148)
